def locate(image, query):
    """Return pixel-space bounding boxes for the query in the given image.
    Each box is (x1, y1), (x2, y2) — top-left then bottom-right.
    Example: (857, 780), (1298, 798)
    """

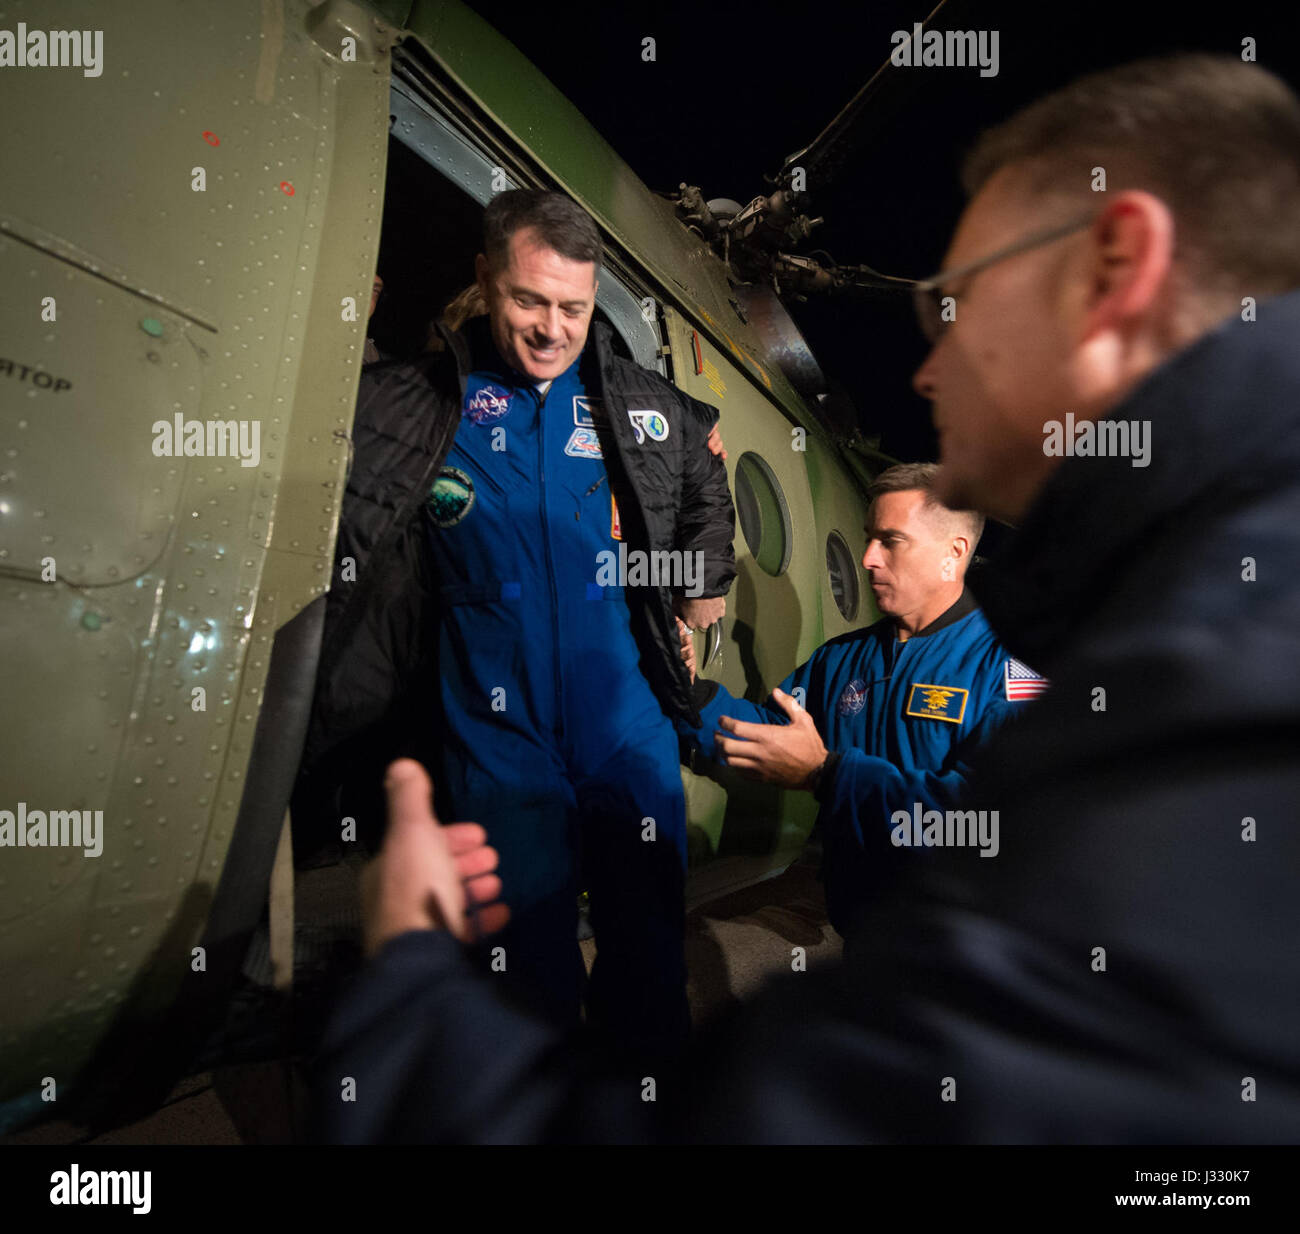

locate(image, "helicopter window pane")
(374, 137), (487, 360)
(589, 283), (663, 374)
(734, 452), (792, 576)
(735, 470), (761, 557)
(825, 530), (859, 621)
(593, 307), (634, 360)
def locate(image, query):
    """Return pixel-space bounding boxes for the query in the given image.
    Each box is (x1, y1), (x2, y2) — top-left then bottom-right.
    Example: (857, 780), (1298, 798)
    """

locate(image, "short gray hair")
(866, 462), (985, 547)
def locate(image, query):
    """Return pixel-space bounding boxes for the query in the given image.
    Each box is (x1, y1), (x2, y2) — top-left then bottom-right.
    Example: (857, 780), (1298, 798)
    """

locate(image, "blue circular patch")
(428, 466), (475, 527)
(836, 678), (868, 717)
(464, 382), (512, 425)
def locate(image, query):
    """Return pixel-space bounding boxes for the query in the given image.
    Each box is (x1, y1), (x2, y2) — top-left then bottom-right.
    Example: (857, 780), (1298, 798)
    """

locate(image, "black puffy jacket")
(295, 318), (735, 846)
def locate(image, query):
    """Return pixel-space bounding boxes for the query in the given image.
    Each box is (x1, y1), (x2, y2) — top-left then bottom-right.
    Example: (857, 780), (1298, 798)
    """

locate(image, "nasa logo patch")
(837, 678), (869, 716)
(564, 427), (604, 459)
(628, 409), (669, 444)
(427, 466), (476, 527)
(464, 382), (512, 425)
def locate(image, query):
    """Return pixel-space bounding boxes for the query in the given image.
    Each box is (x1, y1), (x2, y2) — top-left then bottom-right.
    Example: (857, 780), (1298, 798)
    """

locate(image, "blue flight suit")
(679, 592), (1040, 936)
(423, 329), (688, 1060)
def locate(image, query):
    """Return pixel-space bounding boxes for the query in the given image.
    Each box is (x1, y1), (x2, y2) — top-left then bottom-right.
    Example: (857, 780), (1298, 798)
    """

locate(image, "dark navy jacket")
(677, 591), (1036, 934)
(316, 291), (1300, 1143)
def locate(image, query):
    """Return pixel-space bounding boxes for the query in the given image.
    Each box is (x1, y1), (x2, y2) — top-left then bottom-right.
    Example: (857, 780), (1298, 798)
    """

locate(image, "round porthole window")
(734, 452), (792, 576)
(826, 530), (859, 621)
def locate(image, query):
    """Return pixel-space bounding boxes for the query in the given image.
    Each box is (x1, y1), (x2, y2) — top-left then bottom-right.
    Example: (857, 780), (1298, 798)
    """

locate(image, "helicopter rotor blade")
(778, 0), (973, 193)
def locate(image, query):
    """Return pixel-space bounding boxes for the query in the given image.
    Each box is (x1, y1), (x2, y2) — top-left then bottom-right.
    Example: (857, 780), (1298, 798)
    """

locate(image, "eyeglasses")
(910, 213), (1095, 343)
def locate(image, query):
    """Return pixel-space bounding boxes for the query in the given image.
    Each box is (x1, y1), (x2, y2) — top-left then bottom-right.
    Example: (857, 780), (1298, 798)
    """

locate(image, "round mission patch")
(836, 677), (869, 717)
(427, 466), (475, 527)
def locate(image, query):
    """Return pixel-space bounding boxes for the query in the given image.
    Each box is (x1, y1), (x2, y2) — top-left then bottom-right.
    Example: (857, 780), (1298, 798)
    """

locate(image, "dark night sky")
(463, 0), (1298, 462)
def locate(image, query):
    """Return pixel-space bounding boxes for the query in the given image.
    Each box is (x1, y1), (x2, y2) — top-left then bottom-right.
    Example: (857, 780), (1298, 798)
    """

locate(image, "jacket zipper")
(535, 380), (563, 743)
(593, 326), (699, 727)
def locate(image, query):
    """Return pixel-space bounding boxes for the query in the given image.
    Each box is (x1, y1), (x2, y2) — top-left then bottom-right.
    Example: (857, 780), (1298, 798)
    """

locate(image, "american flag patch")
(1004, 657), (1049, 701)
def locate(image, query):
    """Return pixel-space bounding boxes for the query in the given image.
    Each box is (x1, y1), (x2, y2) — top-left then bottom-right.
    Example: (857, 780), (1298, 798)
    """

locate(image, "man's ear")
(1082, 191), (1175, 338)
(950, 533), (971, 564)
(475, 252), (490, 298)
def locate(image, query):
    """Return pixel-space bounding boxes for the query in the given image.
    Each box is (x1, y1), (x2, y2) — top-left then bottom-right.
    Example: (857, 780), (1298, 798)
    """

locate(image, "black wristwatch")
(807, 751), (842, 800)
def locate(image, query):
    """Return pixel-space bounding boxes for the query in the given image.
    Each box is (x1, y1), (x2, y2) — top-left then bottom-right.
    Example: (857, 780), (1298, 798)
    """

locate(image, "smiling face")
(861, 489), (968, 628)
(476, 226), (598, 381)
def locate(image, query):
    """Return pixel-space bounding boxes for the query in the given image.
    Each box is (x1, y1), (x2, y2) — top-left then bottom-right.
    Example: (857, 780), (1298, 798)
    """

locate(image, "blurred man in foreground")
(317, 54), (1300, 1142)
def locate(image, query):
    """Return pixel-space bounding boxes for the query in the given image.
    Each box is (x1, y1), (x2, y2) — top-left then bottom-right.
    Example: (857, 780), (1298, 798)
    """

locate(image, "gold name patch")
(905, 682), (969, 725)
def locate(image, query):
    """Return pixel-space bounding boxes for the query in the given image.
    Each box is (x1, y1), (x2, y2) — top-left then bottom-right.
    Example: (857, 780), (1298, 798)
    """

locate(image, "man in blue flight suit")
(677, 462), (1043, 940)
(298, 190), (735, 1066)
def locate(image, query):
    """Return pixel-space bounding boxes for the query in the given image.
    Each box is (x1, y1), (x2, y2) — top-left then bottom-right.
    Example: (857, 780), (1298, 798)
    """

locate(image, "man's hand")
(706, 423), (727, 461)
(715, 688), (829, 790)
(676, 595), (725, 629)
(676, 616), (697, 683)
(361, 759), (510, 957)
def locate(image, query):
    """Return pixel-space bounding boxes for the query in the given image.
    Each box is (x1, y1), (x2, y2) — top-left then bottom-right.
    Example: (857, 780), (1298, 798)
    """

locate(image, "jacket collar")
(876, 586), (975, 658)
(437, 318), (472, 401)
(870, 588), (975, 679)
(910, 586), (977, 638)
(971, 288), (1300, 673)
